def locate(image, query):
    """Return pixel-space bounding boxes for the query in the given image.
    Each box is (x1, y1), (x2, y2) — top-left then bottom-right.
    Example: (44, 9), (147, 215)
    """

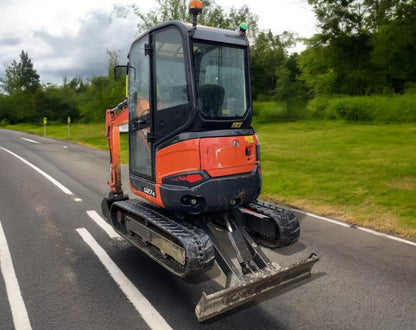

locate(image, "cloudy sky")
(0, 0), (317, 85)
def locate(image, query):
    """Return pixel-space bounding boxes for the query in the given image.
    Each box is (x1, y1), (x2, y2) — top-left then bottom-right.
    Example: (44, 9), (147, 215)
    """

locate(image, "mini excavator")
(102, 1), (318, 322)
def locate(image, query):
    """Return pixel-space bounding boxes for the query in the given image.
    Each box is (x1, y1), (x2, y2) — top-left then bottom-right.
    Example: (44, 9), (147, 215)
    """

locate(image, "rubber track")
(112, 199), (215, 277)
(246, 200), (300, 248)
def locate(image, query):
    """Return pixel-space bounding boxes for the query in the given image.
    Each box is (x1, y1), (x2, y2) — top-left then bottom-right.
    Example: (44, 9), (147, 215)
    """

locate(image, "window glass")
(155, 29), (188, 110)
(128, 37), (152, 177)
(194, 43), (247, 119)
(128, 38), (150, 118)
(154, 28), (189, 140)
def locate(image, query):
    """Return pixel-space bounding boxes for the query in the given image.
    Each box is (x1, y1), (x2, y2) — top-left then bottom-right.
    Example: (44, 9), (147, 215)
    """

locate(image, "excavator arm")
(102, 100), (130, 218)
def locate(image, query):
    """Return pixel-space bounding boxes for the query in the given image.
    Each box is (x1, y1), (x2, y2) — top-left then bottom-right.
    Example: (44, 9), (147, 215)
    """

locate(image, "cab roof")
(133, 20), (249, 47)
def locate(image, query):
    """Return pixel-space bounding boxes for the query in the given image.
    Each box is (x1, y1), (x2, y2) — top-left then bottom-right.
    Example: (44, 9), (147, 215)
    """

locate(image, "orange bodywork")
(155, 139), (201, 184)
(129, 183), (165, 208)
(106, 104), (259, 208)
(155, 135), (258, 183)
(199, 135), (258, 177)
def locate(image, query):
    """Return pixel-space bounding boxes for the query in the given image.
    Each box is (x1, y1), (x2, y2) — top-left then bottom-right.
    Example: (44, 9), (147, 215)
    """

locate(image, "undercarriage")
(102, 196), (319, 321)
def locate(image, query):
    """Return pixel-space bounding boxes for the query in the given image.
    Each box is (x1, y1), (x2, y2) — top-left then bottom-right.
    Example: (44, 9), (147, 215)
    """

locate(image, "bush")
(253, 99), (308, 123)
(305, 97), (332, 119)
(0, 118), (10, 126)
(306, 94), (416, 123)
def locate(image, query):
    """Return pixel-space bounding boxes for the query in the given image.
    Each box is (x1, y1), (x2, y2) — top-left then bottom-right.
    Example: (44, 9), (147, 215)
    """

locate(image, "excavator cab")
(102, 1), (318, 322)
(125, 20), (260, 213)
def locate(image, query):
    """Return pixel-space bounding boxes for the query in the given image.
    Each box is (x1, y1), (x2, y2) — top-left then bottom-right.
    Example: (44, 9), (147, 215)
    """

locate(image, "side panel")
(129, 182), (165, 208)
(155, 139), (200, 184)
(200, 135), (258, 177)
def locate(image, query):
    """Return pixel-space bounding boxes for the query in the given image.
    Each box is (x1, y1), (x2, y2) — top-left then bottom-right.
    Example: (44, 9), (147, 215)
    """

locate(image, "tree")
(106, 49), (120, 77)
(2, 51), (40, 94)
(363, 0), (407, 31)
(307, 0), (364, 44)
(113, 0), (259, 38)
(370, 1), (416, 92)
(304, 0), (416, 95)
(250, 30), (294, 99)
(0, 51), (41, 123)
(307, 0), (408, 43)
(275, 53), (308, 101)
(298, 46), (337, 96)
(77, 50), (126, 122)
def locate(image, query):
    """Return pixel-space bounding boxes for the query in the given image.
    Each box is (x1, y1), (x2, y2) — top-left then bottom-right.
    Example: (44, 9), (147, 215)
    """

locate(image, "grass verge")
(257, 120), (416, 240)
(3, 120), (415, 240)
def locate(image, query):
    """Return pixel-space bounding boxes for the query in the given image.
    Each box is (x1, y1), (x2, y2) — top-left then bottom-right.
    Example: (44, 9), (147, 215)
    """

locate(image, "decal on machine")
(244, 136), (254, 144)
(143, 186), (156, 197)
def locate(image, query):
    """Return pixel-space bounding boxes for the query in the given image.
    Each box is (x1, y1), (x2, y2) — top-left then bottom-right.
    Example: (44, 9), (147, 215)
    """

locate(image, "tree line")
(0, 50), (125, 125)
(1, 0), (415, 125)
(302, 0), (416, 95)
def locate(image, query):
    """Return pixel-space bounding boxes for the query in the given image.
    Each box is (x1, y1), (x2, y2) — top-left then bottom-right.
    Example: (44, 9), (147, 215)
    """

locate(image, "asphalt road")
(0, 128), (415, 330)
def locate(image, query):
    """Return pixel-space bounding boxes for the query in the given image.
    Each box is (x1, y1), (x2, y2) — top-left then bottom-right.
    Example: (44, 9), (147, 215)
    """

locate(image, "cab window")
(154, 27), (189, 140)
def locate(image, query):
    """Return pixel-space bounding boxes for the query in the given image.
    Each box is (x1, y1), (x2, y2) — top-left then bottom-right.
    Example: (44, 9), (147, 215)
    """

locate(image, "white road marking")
(293, 209), (351, 228)
(86, 211), (121, 239)
(357, 226), (416, 247)
(0, 147), (82, 202)
(0, 221), (32, 330)
(293, 208), (416, 247)
(20, 137), (39, 144)
(76, 228), (172, 330)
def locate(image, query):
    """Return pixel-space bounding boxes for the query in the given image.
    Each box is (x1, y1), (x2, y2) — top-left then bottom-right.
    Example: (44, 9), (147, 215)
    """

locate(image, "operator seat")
(198, 84), (225, 118)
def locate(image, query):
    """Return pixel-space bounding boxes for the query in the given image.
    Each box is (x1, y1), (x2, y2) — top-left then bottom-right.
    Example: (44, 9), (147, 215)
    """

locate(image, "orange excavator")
(102, 1), (318, 322)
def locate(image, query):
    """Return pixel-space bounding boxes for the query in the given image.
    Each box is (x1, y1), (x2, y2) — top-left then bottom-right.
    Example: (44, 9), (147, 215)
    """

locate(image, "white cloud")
(0, 1), (317, 85)
(0, 6), (138, 84)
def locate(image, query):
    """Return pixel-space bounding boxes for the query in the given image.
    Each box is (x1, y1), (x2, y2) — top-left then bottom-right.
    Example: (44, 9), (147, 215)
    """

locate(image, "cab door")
(128, 35), (153, 179)
(128, 26), (190, 185)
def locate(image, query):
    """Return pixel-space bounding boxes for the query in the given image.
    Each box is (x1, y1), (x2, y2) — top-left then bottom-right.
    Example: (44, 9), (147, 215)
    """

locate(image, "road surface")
(0, 129), (415, 329)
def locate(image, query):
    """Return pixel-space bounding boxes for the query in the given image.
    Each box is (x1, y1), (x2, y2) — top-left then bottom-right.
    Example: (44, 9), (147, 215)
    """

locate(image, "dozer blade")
(195, 253), (319, 322)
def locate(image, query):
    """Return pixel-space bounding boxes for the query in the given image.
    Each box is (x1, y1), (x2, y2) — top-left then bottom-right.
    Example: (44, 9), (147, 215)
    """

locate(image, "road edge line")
(0, 146), (83, 202)
(293, 209), (416, 247)
(0, 146), (72, 195)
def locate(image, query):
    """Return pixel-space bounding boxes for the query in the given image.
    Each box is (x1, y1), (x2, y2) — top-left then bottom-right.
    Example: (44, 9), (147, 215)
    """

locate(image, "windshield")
(193, 42), (248, 119)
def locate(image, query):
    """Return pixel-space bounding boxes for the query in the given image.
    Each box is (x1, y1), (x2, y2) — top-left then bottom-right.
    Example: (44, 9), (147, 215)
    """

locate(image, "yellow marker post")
(43, 117), (47, 137)
(67, 116), (71, 138)
(125, 74), (128, 97)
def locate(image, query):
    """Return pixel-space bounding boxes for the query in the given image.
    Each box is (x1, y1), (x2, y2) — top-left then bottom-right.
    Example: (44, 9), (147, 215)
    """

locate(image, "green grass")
(257, 120), (416, 240)
(3, 120), (415, 240)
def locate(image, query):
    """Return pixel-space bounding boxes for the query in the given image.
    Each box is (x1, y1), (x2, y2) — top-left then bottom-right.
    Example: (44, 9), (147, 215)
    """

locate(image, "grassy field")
(3, 120), (415, 240)
(258, 121), (416, 240)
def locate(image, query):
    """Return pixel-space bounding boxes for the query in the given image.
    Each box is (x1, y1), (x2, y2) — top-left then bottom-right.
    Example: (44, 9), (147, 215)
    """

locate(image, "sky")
(0, 0), (318, 86)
